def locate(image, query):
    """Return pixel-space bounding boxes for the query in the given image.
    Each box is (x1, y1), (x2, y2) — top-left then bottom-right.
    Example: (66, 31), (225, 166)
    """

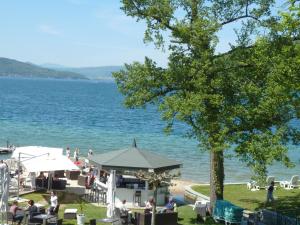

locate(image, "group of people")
(144, 197), (176, 214)
(116, 197), (176, 225)
(66, 147), (93, 161)
(9, 191), (58, 225)
(66, 147), (80, 161)
(10, 199), (37, 225)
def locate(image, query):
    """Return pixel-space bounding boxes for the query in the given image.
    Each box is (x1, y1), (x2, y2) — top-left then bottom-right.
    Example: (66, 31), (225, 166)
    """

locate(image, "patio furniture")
(78, 175), (87, 186)
(6, 211), (15, 225)
(134, 212), (178, 225)
(213, 200), (243, 224)
(32, 213), (56, 225)
(35, 178), (48, 189)
(224, 205), (244, 224)
(193, 200), (210, 222)
(242, 210), (258, 225)
(258, 209), (298, 225)
(64, 208), (78, 219)
(247, 176), (276, 190)
(54, 170), (65, 178)
(52, 179), (67, 190)
(47, 218), (63, 225)
(66, 170), (80, 180)
(279, 175), (299, 189)
(90, 218), (120, 225)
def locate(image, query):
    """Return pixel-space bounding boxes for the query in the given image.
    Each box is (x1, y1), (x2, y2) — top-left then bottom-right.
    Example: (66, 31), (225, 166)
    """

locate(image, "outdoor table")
(35, 203), (46, 213)
(97, 218), (120, 225)
(64, 208), (78, 219)
(193, 200), (210, 222)
(33, 213), (56, 225)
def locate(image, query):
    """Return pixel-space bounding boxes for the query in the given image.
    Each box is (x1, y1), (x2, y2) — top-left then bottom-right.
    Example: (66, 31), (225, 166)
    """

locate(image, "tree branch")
(221, 0), (261, 26)
(188, 116), (201, 132)
(221, 15), (261, 26)
(129, 0), (176, 32)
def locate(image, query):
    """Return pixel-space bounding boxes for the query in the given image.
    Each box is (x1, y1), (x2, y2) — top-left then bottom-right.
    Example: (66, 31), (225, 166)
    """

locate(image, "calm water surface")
(0, 77), (299, 182)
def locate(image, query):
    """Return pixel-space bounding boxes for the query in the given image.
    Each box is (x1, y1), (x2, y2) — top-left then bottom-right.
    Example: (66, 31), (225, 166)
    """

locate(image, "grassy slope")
(192, 184), (300, 217)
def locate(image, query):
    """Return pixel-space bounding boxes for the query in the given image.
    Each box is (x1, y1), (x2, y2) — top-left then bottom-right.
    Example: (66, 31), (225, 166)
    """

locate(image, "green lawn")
(20, 191), (219, 225)
(192, 184), (300, 217)
(19, 185), (300, 225)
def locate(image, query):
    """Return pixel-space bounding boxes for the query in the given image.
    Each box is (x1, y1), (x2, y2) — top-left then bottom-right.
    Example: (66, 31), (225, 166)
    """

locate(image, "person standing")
(66, 147), (71, 159)
(266, 181), (275, 204)
(88, 149), (93, 158)
(48, 191), (58, 215)
(74, 149), (78, 162)
(145, 197), (154, 213)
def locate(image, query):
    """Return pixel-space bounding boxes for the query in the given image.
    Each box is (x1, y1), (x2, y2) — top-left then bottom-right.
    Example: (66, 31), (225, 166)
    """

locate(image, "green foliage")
(115, 0), (300, 198)
(135, 170), (178, 189)
(77, 197), (86, 214)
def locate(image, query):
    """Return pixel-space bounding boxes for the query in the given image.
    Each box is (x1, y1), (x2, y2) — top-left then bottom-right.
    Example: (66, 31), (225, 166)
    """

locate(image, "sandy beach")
(170, 179), (203, 195)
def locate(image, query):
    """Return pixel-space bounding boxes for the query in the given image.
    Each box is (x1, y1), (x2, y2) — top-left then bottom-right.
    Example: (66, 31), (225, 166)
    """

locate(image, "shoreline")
(170, 179), (205, 195)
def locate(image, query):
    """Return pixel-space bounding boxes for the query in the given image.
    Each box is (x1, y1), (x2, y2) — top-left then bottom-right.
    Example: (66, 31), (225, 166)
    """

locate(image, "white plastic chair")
(247, 176), (275, 190)
(280, 175), (299, 189)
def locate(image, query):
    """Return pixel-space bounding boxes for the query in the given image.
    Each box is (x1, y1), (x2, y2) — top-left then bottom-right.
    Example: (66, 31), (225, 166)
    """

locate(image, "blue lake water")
(0, 77), (299, 183)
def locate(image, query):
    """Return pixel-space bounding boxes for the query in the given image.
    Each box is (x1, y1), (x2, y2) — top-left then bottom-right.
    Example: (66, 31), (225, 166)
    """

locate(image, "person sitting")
(37, 172), (46, 179)
(164, 198), (176, 213)
(119, 200), (129, 215)
(25, 200), (38, 221)
(118, 200), (132, 225)
(53, 174), (59, 181)
(9, 201), (24, 225)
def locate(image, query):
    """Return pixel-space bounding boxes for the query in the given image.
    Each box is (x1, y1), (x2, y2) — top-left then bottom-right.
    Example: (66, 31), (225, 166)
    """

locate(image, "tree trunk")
(151, 187), (157, 225)
(210, 150), (224, 208)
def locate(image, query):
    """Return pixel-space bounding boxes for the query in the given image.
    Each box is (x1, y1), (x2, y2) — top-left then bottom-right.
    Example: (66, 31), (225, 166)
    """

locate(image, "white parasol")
(106, 170), (116, 218)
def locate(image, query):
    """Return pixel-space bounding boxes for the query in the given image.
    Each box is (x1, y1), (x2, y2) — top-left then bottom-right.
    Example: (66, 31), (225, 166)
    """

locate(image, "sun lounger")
(279, 175), (299, 189)
(247, 176), (275, 190)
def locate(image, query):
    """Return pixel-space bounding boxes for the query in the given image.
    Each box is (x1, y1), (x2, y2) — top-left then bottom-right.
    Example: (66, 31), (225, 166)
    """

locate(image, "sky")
(0, 0), (286, 68)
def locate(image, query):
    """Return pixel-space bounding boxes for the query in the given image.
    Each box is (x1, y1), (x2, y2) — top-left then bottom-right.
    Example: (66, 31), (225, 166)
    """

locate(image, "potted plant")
(77, 198), (86, 225)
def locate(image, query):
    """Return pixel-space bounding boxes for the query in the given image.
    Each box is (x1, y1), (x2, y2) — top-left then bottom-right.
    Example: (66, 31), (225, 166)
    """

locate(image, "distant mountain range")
(0, 57), (86, 80)
(40, 64), (123, 80)
(0, 57), (123, 80)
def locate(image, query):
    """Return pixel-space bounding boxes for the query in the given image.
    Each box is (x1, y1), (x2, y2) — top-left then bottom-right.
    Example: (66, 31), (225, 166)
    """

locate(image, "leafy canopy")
(114, 0), (300, 179)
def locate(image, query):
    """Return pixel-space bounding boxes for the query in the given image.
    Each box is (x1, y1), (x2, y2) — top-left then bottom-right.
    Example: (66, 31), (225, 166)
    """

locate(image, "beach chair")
(247, 176), (275, 190)
(246, 181), (259, 191)
(279, 175), (299, 189)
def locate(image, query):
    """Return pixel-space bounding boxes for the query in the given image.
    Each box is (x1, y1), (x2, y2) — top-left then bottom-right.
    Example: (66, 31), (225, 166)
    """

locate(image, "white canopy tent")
(11, 146), (79, 197)
(12, 146), (63, 160)
(11, 146), (78, 172)
(20, 155), (79, 172)
(106, 170), (116, 218)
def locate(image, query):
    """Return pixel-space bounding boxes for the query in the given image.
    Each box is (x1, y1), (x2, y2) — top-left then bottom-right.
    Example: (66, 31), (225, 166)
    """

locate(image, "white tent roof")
(12, 146), (63, 159)
(11, 146), (78, 172)
(20, 155), (79, 172)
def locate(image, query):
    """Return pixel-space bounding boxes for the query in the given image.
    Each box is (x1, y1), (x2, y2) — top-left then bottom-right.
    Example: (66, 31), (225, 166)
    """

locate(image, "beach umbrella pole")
(17, 152), (21, 199)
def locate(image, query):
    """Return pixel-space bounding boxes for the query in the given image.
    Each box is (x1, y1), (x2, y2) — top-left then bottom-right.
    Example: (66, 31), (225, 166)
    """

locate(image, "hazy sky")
(0, 0), (285, 67)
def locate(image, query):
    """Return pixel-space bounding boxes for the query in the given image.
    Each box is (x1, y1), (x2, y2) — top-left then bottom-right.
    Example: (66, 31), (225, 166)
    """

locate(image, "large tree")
(114, 0), (300, 205)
